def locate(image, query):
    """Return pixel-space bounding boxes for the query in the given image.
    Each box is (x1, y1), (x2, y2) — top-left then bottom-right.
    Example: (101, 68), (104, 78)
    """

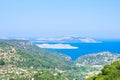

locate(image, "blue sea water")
(34, 41), (120, 60)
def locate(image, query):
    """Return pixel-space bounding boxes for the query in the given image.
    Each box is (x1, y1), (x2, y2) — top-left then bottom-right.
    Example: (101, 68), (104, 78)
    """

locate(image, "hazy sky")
(0, 0), (120, 39)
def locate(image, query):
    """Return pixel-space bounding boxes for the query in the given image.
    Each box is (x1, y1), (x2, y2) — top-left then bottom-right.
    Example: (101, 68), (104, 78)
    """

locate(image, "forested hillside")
(0, 40), (120, 80)
(0, 40), (73, 79)
(87, 60), (120, 80)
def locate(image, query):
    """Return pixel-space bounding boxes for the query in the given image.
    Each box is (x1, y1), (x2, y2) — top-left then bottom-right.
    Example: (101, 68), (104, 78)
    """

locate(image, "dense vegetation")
(0, 40), (72, 69)
(75, 52), (120, 79)
(0, 40), (74, 79)
(87, 60), (120, 80)
(0, 59), (5, 65)
(0, 40), (120, 80)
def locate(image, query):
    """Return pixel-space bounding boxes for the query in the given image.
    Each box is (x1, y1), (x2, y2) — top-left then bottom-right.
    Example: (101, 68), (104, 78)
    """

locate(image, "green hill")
(0, 40), (73, 79)
(0, 40), (120, 80)
(75, 52), (120, 79)
(87, 60), (120, 80)
(0, 40), (72, 69)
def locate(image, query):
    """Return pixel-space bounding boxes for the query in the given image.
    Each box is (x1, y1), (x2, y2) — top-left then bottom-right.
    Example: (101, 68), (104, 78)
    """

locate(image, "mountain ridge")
(34, 36), (100, 43)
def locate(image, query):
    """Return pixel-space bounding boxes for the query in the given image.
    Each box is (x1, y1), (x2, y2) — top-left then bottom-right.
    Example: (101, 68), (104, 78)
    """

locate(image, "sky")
(0, 0), (120, 39)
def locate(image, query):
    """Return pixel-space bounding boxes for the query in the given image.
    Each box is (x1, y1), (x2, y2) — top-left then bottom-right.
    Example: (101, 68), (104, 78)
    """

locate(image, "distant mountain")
(35, 36), (101, 43)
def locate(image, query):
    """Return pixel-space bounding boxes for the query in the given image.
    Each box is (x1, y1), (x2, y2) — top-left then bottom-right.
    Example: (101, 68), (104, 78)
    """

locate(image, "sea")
(34, 40), (120, 60)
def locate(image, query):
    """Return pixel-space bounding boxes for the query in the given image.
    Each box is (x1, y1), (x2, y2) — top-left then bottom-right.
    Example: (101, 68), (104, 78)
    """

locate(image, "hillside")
(0, 40), (72, 69)
(75, 52), (120, 79)
(0, 40), (120, 80)
(87, 60), (120, 80)
(0, 40), (73, 79)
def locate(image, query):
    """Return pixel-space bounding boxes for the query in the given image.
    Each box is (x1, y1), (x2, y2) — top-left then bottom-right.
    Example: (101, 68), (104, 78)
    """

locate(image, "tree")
(0, 59), (5, 65)
(87, 60), (120, 80)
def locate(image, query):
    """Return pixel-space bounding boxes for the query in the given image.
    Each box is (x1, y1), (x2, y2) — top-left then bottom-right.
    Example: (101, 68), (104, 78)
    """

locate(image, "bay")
(34, 40), (120, 60)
